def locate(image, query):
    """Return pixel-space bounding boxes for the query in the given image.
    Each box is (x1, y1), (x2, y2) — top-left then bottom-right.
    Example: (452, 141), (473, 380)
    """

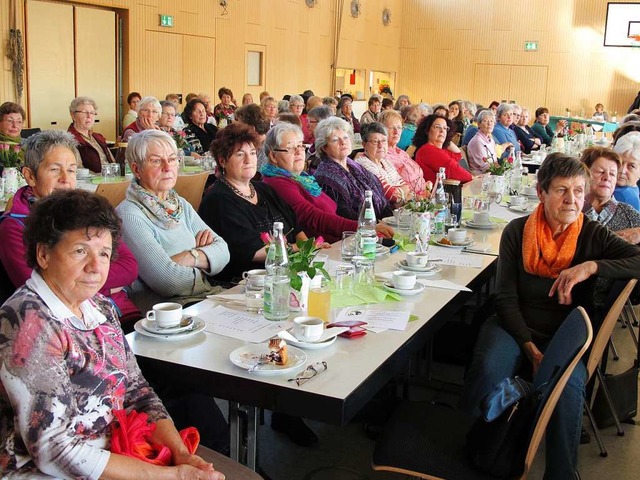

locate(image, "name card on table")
(335, 308), (410, 331)
(198, 305), (289, 343)
(429, 246), (484, 268)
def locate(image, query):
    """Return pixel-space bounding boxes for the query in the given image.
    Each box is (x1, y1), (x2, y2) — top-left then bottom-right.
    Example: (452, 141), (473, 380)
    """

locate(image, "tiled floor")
(246, 316), (639, 480)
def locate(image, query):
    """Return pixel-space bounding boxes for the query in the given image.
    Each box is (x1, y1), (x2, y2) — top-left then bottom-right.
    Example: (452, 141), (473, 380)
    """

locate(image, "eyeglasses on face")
(328, 135), (350, 145)
(366, 139), (387, 146)
(145, 155), (178, 167)
(274, 144), (306, 154)
(74, 111), (97, 117)
(432, 124), (450, 132)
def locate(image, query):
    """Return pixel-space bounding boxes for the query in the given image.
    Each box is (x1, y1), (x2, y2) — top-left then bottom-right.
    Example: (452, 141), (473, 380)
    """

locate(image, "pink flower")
(12, 145), (20, 153)
(314, 236), (324, 248)
(0, 144), (8, 151)
(260, 232), (273, 245)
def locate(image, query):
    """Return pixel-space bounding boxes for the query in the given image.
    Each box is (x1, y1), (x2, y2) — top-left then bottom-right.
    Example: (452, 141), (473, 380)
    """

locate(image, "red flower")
(314, 236), (325, 247)
(260, 231), (273, 245)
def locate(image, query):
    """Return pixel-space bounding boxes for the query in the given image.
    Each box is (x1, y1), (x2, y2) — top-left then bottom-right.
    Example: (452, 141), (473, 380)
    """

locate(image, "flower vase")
(410, 212), (431, 253)
(2, 167), (19, 195)
(290, 272), (310, 312)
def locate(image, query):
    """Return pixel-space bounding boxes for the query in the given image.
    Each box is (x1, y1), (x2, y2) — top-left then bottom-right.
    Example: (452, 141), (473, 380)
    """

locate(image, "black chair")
(20, 127), (41, 139)
(372, 307), (593, 480)
(0, 259), (15, 305)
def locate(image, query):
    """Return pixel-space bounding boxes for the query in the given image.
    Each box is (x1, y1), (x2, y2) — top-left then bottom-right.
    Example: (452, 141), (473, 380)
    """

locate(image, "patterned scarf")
(522, 204), (583, 279)
(126, 180), (184, 229)
(260, 162), (322, 197)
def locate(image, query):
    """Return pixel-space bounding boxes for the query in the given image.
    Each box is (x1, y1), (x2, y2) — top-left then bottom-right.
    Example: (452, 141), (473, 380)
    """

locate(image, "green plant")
(402, 199), (435, 214)
(487, 157), (513, 176)
(288, 237), (330, 291)
(0, 142), (22, 168)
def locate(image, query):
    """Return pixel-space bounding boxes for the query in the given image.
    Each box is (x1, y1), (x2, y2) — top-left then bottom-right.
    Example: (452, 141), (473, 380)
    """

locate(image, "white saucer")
(435, 237), (474, 248)
(376, 244), (390, 256)
(383, 281), (425, 296)
(396, 260), (441, 275)
(381, 216), (410, 229)
(461, 219), (498, 230)
(229, 344), (307, 375)
(281, 335), (337, 350)
(508, 204), (535, 214)
(134, 317), (205, 341)
(141, 316), (194, 335)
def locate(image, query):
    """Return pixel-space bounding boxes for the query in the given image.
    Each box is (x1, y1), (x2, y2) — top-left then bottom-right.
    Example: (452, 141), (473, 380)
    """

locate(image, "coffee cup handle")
(242, 271), (249, 280)
(146, 311), (155, 321)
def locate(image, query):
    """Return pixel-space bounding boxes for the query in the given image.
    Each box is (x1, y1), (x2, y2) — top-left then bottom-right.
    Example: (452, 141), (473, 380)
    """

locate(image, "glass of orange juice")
(307, 276), (331, 323)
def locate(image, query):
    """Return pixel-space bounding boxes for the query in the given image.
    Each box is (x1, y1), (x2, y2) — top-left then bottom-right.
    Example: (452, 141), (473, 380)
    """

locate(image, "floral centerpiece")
(487, 156), (513, 176)
(172, 130), (189, 151)
(0, 143), (22, 168)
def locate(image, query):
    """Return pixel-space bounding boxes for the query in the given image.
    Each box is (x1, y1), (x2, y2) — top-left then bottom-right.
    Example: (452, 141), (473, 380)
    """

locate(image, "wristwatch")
(190, 248), (199, 266)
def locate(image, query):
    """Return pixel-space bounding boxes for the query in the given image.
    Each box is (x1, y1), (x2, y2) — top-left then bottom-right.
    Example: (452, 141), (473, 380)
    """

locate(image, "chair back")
(95, 181), (129, 208)
(174, 172), (209, 211)
(0, 259), (15, 306)
(524, 306), (593, 476)
(20, 127), (41, 139)
(586, 279), (637, 378)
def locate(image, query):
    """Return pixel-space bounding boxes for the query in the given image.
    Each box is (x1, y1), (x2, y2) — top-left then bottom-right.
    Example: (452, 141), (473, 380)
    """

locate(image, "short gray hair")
(360, 122), (388, 142)
(263, 122), (304, 159)
(416, 103), (433, 116)
(278, 100), (290, 113)
(322, 96), (338, 107)
(476, 110), (495, 124)
(160, 100), (177, 110)
(307, 105), (333, 121)
(126, 130), (177, 170)
(23, 130), (81, 173)
(463, 100), (477, 117)
(289, 95), (304, 106)
(314, 117), (353, 157)
(496, 103), (514, 119)
(138, 96), (161, 114)
(69, 96), (97, 114)
(511, 104), (522, 114)
(613, 132), (640, 163)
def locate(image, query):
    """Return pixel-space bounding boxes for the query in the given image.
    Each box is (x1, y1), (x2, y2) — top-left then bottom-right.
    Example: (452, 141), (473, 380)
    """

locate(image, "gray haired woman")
(122, 96), (162, 142)
(613, 131), (640, 210)
(313, 117), (392, 220)
(67, 96), (115, 172)
(116, 130), (229, 310)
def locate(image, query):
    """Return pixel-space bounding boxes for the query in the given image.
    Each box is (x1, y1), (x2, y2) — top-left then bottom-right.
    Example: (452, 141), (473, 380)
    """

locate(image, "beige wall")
(398, 0), (640, 117)
(1, 0), (639, 125)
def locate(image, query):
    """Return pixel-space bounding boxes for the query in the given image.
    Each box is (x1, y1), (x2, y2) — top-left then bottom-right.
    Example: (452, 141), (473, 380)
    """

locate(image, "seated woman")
(394, 95), (411, 110)
(448, 100), (465, 143)
(213, 87), (236, 126)
(413, 114), (472, 184)
(337, 96), (361, 134)
(531, 107), (566, 146)
(122, 91), (141, 129)
(122, 96), (161, 142)
(0, 102), (25, 160)
(0, 189), (225, 480)
(460, 154), (640, 480)
(313, 117), (393, 220)
(356, 122), (414, 208)
(261, 123), (393, 243)
(117, 130), (229, 311)
(233, 103), (271, 169)
(68, 96), (116, 172)
(612, 132), (640, 210)
(360, 95), (382, 125)
(512, 108), (542, 154)
(397, 105), (420, 150)
(183, 98), (219, 156)
(261, 96), (279, 128)
(379, 109), (429, 198)
(491, 103), (521, 155)
(466, 110), (497, 174)
(0, 130), (140, 328)
(593, 103), (609, 121)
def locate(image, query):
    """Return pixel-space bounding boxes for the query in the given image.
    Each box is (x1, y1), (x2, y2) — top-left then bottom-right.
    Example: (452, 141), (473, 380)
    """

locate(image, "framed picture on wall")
(604, 2), (640, 47)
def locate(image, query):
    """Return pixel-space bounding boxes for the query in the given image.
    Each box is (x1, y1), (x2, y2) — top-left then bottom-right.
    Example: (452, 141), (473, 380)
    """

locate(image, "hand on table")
(549, 261), (598, 305)
(375, 223), (394, 238)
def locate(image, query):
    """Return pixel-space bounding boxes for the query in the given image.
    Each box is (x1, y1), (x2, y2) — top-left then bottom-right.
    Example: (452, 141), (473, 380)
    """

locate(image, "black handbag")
(591, 336), (639, 428)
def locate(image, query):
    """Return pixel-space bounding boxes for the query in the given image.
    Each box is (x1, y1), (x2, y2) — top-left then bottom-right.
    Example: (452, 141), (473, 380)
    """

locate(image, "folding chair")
(174, 172), (209, 211)
(372, 306), (593, 479)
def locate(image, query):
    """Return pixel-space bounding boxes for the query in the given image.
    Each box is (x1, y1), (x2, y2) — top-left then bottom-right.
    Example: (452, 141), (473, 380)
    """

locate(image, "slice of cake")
(266, 338), (288, 365)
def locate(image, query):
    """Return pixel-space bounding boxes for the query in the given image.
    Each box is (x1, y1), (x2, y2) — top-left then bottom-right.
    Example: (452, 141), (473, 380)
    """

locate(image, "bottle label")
(364, 208), (375, 220)
(361, 236), (377, 259)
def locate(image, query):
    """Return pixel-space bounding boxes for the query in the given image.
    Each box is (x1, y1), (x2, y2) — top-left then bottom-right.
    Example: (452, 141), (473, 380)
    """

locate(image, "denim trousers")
(459, 316), (586, 480)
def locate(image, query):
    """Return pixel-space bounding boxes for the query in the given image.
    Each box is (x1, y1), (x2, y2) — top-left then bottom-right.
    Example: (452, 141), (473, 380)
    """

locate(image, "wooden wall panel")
(183, 35), (215, 96)
(142, 30), (182, 99)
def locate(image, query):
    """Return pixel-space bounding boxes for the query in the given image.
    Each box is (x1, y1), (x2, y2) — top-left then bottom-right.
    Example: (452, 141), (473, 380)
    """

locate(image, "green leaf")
(290, 273), (302, 291)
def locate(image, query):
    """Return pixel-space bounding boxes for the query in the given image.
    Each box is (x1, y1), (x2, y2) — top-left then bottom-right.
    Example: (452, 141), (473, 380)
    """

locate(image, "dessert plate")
(229, 344), (306, 375)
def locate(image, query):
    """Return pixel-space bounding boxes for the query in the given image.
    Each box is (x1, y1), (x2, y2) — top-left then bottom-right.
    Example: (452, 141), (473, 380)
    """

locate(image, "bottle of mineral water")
(263, 222), (290, 320)
(356, 190), (377, 260)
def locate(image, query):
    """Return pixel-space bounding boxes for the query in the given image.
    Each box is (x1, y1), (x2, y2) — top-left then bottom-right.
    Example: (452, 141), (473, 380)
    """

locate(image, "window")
(247, 51), (263, 86)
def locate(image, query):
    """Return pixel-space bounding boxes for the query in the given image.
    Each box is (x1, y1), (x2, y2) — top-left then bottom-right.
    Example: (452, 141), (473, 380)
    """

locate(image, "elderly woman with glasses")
(466, 110), (497, 174)
(0, 131), (140, 329)
(0, 102), (25, 164)
(356, 122), (414, 208)
(313, 117), (392, 220)
(67, 96), (115, 173)
(337, 96), (361, 134)
(413, 114), (472, 184)
(122, 96), (162, 142)
(116, 130), (229, 309)
(261, 123), (393, 243)
(612, 132), (640, 211)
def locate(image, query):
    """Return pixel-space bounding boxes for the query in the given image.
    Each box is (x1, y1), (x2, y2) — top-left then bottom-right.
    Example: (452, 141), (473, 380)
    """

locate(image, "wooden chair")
(196, 445), (263, 480)
(372, 307), (593, 480)
(175, 172), (209, 211)
(584, 279), (637, 457)
(95, 181), (129, 208)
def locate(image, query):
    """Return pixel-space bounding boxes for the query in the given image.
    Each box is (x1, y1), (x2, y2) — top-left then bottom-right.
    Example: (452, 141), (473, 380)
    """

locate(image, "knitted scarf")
(260, 163), (322, 197)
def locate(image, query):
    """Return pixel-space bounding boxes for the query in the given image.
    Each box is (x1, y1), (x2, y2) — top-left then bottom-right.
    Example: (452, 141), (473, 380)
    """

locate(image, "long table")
(126, 242), (497, 469)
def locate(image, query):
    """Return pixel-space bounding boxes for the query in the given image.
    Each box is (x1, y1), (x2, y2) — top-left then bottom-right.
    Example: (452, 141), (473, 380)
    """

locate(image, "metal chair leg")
(609, 337), (620, 361)
(596, 367), (625, 436)
(584, 398), (608, 457)
(622, 302), (639, 348)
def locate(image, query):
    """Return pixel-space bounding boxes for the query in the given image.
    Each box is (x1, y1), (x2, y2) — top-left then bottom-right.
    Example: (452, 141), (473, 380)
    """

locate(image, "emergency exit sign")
(159, 14), (174, 27)
(524, 41), (538, 51)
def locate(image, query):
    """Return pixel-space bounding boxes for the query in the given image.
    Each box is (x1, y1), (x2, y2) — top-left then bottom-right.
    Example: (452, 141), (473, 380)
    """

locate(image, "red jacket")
(68, 124), (113, 173)
(414, 143), (472, 185)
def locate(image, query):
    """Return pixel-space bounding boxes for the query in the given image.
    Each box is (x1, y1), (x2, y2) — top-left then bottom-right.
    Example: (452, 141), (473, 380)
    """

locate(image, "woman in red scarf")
(460, 154), (640, 480)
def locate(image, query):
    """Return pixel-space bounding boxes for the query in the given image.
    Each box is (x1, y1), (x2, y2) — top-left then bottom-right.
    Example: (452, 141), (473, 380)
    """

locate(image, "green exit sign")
(524, 41), (538, 51)
(159, 14), (174, 28)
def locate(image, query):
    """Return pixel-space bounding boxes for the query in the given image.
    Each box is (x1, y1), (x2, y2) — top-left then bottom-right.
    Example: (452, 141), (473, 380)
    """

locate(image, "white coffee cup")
(76, 168), (90, 179)
(472, 211), (491, 225)
(392, 270), (417, 290)
(510, 195), (527, 206)
(406, 251), (429, 267)
(293, 316), (324, 342)
(522, 186), (537, 196)
(242, 269), (266, 287)
(146, 302), (183, 328)
(447, 228), (467, 244)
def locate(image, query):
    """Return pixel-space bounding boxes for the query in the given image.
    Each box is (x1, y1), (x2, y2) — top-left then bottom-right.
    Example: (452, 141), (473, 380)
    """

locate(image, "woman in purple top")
(313, 117), (392, 221)
(467, 110), (498, 174)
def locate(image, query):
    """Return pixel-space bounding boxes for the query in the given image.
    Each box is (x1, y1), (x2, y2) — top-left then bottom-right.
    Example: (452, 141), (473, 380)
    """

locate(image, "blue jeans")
(460, 316), (586, 480)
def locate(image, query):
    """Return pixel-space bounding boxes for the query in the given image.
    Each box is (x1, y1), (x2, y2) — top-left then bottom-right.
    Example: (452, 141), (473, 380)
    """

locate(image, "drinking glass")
(101, 164), (111, 182)
(352, 256), (375, 287)
(341, 231), (357, 261)
(110, 163), (120, 179)
(334, 263), (355, 294)
(245, 277), (264, 314)
(307, 277), (331, 322)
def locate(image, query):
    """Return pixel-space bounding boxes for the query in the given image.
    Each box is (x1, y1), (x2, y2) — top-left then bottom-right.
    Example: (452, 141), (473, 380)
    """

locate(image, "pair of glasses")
(432, 125), (450, 132)
(74, 111), (97, 117)
(161, 112), (176, 117)
(274, 144), (306, 154)
(366, 140), (387, 146)
(288, 361), (328, 386)
(387, 126), (403, 132)
(146, 156), (178, 167)
(328, 135), (350, 145)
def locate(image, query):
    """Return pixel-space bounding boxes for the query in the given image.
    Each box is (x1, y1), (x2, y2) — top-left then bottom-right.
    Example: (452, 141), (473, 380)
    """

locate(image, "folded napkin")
(110, 409), (199, 465)
(207, 293), (246, 302)
(331, 285), (401, 308)
(420, 279), (472, 292)
(464, 243), (491, 253)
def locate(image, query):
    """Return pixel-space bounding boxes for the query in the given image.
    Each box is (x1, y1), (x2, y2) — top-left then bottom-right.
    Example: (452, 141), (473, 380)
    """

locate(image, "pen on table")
(389, 244), (399, 254)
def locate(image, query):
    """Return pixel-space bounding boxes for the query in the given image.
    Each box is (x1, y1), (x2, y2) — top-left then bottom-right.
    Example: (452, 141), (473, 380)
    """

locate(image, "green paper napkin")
(331, 285), (401, 308)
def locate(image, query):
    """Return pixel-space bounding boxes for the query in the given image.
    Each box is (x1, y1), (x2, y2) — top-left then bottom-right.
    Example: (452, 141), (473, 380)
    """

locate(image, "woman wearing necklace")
(199, 123), (323, 283)
(67, 97), (115, 173)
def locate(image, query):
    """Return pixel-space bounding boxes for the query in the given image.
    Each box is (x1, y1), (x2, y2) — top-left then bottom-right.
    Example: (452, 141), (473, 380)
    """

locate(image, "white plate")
(229, 344), (307, 375)
(140, 316), (195, 335)
(281, 335), (337, 350)
(435, 237), (474, 248)
(376, 245), (390, 256)
(381, 216), (410, 228)
(383, 281), (425, 296)
(134, 317), (206, 341)
(508, 204), (536, 214)
(461, 219), (499, 230)
(395, 260), (441, 274)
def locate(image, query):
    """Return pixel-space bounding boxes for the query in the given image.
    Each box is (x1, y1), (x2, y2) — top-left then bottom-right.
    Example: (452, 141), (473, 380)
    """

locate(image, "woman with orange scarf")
(460, 154), (640, 480)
